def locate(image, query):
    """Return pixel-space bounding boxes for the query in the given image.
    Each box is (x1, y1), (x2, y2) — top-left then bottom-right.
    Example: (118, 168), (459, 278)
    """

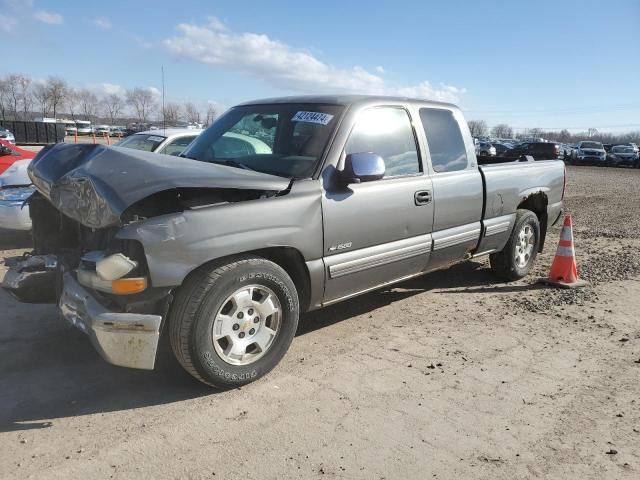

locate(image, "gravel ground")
(1, 165), (639, 480)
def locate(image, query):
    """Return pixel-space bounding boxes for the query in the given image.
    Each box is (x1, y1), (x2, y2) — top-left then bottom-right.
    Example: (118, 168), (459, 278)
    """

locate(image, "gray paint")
(24, 95), (565, 314)
(109, 96), (565, 307)
(117, 179), (325, 288)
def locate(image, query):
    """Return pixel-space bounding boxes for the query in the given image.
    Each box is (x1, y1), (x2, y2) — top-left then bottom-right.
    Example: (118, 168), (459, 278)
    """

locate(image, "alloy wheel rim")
(514, 224), (535, 268)
(212, 285), (281, 366)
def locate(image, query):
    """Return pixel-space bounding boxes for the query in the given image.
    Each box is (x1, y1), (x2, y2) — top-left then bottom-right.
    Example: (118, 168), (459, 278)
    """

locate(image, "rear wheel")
(168, 256), (299, 388)
(490, 209), (540, 281)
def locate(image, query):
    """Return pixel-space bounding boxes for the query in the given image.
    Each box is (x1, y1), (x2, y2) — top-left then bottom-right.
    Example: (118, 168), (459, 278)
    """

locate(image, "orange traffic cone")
(539, 214), (587, 289)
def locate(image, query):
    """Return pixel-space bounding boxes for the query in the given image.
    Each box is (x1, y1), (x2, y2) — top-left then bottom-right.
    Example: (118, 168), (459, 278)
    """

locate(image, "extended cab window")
(345, 107), (420, 178)
(419, 108), (468, 173)
(159, 135), (197, 156)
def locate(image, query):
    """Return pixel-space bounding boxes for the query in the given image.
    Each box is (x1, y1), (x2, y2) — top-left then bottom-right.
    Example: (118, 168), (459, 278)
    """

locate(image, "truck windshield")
(580, 142), (602, 149)
(182, 104), (344, 178)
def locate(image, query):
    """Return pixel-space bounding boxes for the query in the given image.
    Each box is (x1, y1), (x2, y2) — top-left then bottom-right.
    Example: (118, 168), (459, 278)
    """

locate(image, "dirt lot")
(1, 166), (639, 480)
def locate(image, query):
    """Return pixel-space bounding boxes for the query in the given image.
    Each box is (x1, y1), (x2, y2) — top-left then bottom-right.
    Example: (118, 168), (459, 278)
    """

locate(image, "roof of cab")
(237, 94), (457, 110)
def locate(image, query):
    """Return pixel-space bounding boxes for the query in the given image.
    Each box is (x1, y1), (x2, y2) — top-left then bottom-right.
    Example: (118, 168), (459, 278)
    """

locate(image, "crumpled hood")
(28, 143), (290, 228)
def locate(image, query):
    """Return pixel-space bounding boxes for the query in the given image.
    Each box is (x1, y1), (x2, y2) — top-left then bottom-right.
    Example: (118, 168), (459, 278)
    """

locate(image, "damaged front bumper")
(59, 273), (162, 370)
(2, 255), (163, 370)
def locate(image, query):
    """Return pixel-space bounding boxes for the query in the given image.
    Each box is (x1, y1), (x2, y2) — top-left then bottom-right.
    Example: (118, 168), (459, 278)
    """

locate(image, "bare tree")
(0, 78), (9, 120)
(557, 129), (571, 143)
(126, 87), (156, 123)
(65, 88), (80, 120)
(32, 83), (50, 118)
(5, 74), (20, 119)
(162, 102), (182, 125)
(184, 102), (200, 124)
(490, 123), (513, 139)
(205, 103), (217, 126)
(77, 89), (99, 120)
(45, 77), (68, 119)
(101, 93), (125, 125)
(467, 120), (488, 137)
(528, 128), (544, 139)
(17, 75), (32, 120)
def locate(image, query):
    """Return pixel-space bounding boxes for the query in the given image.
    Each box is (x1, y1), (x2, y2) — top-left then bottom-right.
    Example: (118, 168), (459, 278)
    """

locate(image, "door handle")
(414, 190), (432, 205)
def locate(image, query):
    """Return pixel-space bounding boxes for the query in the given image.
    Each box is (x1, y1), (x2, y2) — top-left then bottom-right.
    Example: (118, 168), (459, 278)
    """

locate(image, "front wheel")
(490, 209), (540, 280)
(168, 256), (299, 388)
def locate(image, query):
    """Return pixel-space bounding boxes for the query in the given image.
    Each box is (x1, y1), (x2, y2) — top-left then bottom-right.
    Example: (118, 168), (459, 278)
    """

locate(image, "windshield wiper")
(211, 159), (255, 171)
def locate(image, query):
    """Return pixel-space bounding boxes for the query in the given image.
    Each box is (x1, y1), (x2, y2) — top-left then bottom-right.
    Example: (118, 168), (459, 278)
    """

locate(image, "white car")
(94, 125), (110, 136)
(0, 127), (16, 144)
(64, 123), (77, 136)
(115, 128), (203, 156)
(75, 121), (93, 135)
(0, 159), (34, 231)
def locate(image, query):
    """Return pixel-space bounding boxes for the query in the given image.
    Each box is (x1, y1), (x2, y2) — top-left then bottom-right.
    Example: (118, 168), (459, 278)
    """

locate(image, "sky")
(1, 0), (639, 132)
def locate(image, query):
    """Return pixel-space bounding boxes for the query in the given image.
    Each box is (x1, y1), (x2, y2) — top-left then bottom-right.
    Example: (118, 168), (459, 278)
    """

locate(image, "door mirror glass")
(0, 145), (12, 156)
(342, 152), (385, 183)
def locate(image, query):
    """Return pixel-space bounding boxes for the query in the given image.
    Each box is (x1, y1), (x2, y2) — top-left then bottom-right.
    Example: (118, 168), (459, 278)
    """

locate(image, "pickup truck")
(2, 95), (565, 388)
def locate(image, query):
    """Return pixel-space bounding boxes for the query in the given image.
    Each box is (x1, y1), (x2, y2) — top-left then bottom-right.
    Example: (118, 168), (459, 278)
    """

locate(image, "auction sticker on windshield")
(292, 111), (334, 125)
(147, 136), (165, 143)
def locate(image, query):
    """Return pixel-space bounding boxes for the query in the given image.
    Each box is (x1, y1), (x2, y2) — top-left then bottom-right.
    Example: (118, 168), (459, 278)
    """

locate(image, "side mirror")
(341, 152), (385, 184)
(0, 145), (11, 156)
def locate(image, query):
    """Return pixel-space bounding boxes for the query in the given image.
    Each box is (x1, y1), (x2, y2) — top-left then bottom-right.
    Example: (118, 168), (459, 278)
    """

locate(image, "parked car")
(75, 121), (93, 135)
(3, 95), (566, 388)
(491, 143), (511, 156)
(64, 122), (77, 136)
(110, 126), (126, 137)
(566, 145), (578, 163)
(115, 128), (203, 156)
(559, 144), (574, 159)
(0, 139), (35, 174)
(575, 141), (607, 166)
(94, 125), (111, 136)
(0, 159), (33, 230)
(621, 143), (639, 154)
(607, 145), (639, 167)
(0, 127), (16, 144)
(476, 141), (496, 156)
(501, 142), (564, 161)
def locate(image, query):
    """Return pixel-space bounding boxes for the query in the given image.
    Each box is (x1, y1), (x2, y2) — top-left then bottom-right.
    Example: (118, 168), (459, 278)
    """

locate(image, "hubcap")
(514, 223), (535, 268)
(212, 285), (281, 366)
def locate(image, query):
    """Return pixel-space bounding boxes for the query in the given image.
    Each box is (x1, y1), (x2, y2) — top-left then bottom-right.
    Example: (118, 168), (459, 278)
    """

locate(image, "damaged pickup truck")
(2, 95), (565, 388)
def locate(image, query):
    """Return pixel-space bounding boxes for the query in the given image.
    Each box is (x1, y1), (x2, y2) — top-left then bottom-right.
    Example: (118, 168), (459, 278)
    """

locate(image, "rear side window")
(160, 135), (197, 156)
(345, 107), (420, 178)
(419, 108), (468, 172)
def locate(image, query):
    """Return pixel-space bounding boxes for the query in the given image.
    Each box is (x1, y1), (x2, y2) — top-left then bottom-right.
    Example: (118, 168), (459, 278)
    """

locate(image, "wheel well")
(250, 247), (311, 312)
(185, 247), (312, 313)
(518, 192), (548, 252)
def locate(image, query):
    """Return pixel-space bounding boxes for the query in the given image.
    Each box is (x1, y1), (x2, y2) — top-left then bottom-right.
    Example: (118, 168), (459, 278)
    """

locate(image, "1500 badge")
(328, 242), (352, 252)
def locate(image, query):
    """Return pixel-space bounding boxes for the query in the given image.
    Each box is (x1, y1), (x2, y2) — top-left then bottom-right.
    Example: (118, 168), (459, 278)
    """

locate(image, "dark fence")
(0, 121), (65, 145)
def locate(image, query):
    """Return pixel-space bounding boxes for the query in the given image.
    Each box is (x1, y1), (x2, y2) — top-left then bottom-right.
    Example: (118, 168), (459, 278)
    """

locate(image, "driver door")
(321, 106), (434, 303)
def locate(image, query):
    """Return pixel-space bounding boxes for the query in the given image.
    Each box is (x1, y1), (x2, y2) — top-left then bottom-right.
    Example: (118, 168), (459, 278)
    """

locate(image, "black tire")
(168, 255), (299, 388)
(489, 209), (540, 281)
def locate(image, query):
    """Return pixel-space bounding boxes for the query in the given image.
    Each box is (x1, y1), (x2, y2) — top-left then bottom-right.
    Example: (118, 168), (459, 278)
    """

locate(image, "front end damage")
(3, 192), (173, 369)
(2, 143), (289, 370)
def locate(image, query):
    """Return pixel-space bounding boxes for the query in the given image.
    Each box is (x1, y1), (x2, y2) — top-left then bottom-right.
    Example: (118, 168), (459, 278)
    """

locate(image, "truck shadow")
(0, 260), (528, 432)
(0, 228), (33, 250)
